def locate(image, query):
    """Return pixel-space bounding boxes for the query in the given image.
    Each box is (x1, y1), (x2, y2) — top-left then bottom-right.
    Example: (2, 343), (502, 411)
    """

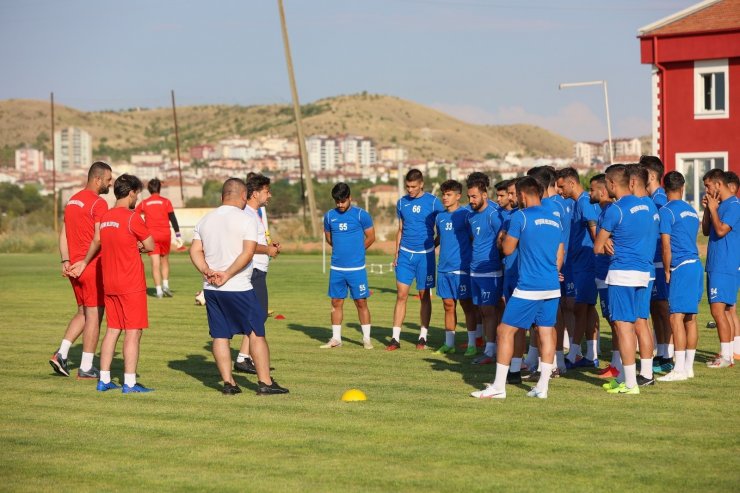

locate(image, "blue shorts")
(596, 279), (610, 322)
(669, 261), (703, 314)
(436, 272), (471, 300)
(470, 274), (503, 306)
(573, 269), (597, 305)
(637, 280), (652, 319)
(395, 249), (435, 289)
(707, 271), (738, 306)
(204, 289), (266, 339)
(502, 296), (559, 329)
(502, 272), (518, 302)
(328, 268), (369, 300)
(561, 263), (575, 298)
(651, 267), (669, 301)
(608, 285), (645, 324)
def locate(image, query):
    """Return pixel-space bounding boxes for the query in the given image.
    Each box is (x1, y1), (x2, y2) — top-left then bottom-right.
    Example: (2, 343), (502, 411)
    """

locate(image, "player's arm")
(593, 228), (611, 254)
(69, 222), (102, 277)
(587, 221), (598, 242)
(211, 240), (256, 287)
(168, 212), (183, 247)
(701, 195), (711, 236)
(364, 227), (375, 250)
(706, 194), (732, 238)
(59, 222), (71, 276)
(660, 234), (672, 284)
(393, 218), (403, 266)
(496, 229), (507, 253)
(501, 233), (518, 257)
(189, 239), (210, 278)
(556, 242), (564, 271)
(139, 235), (155, 253)
(324, 230), (333, 247)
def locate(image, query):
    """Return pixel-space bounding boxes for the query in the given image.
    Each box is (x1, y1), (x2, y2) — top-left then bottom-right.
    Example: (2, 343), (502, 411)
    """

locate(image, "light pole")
(559, 80), (613, 164)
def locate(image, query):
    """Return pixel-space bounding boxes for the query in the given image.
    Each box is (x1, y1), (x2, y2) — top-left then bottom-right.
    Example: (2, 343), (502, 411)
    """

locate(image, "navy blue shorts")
(573, 269), (597, 305)
(651, 267), (669, 301)
(561, 262), (575, 298)
(204, 289), (266, 339)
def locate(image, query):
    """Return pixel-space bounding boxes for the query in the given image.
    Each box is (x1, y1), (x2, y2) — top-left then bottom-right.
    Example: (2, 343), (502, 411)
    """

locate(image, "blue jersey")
(658, 199), (700, 268)
(706, 198), (740, 274)
(651, 187), (668, 262)
(569, 191), (599, 272)
(507, 206), (563, 294)
(324, 206), (373, 269)
(595, 203), (612, 280)
(397, 192), (444, 252)
(554, 195), (574, 254)
(541, 196), (567, 247)
(436, 207), (472, 273)
(501, 208), (519, 274)
(600, 194), (655, 275)
(468, 203), (503, 273)
(642, 196), (661, 276)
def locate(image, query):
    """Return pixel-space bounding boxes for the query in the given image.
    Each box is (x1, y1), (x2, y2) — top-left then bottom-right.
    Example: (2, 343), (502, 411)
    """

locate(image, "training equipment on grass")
(195, 290), (206, 306)
(341, 389), (367, 402)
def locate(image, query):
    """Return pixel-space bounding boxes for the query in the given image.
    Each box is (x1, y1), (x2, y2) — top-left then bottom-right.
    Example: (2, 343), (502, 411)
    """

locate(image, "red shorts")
(148, 230), (172, 256)
(69, 259), (104, 307)
(104, 290), (148, 330)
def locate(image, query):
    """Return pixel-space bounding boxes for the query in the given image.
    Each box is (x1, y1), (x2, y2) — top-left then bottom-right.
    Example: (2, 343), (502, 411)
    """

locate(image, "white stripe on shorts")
(470, 271), (503, 278)
(512, 288), (561, 300)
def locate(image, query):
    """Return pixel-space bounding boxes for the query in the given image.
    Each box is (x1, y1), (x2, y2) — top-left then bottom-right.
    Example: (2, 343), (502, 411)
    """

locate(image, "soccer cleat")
(470, 384), (506, 399)
(386, 339), (401, 351)
(652, 357), (674, 373)
(706, 357), (732, 368)
(416, 338), (428, 350)
(459, 337), (485, 350)
(222, 382), (242, 395)
(464, 346), (478, 357)
(606, 383), (639, 394)
(523, 371), (540, 382)
(256, 379), (289, 395)
(550, 368), (565, 379)
(434, 344), (455, 355)
(471, 354), (494, 365)
(234, 358), (257, 374)
(597, 365), (620, 379)
(636, 375), (655, 386)
(77, 366), (100, 380)
(362, 337), (374, 350)
(526, 387), (548, 399)
(122, 383), (154, 394)
(96, 380), (121, 392)
(602, 379), (621, 390)
(320, 338), (342, 349)
(568, 357), (598, 369)
(507, 371), (522, 384)
(162, 287), (174, 297)
(657, 370), (688, 382)
(49, 352), (70, 377)
(706, 321), (717, 329)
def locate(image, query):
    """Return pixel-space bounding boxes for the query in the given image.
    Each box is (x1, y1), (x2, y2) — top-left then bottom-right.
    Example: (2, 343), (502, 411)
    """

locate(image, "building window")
(694, 59), (729, 119)
(675, 152), (728, 210)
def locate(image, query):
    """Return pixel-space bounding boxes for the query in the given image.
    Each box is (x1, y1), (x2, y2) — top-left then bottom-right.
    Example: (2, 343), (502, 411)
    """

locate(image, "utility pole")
(171, 90), (185, 203)
(51, 92), (58, 234)
(278, 0), (319, 237)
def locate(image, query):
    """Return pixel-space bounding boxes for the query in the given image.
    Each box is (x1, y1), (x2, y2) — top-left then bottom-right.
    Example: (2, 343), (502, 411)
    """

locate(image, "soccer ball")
(194, 290), (206, 306)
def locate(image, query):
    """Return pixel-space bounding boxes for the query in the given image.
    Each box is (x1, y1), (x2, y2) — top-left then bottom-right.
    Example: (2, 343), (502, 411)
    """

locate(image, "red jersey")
(64, 189), (108, 263)
(135, 193), (174, 232)
(99, 207), (152, 295)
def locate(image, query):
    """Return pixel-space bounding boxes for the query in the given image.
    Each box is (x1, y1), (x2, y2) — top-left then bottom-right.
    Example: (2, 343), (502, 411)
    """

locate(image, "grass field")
(1, 253), (739, 492)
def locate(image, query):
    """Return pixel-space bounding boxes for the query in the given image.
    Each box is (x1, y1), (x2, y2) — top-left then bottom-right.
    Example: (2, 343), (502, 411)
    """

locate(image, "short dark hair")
(440, 179), (462, 194)
(703, 168), (728, 184)
(726, 170), (739, 188)
(247, 173), (271, 199)
(466, 172), (490, 189)
(147, 178), (162, 194)
(639, 155), (664, 180)
(527, 166), (555, 191)
(494, 180), (510, 192)
(605, 164), (629, 187)
(113, 174), (143, 200)
(87, 161), (111, 181)
(515, 176), (543, 198)
(626, 163), (648, 187)
(590, 173), (606, 186)
(222, 177), (247, 199)
(466, 178), (487, 193)
(405, 169), (423, 183)
(331, 182), (351, 201)
(556, 167), (579, 182)
(663, 171), (685, 192)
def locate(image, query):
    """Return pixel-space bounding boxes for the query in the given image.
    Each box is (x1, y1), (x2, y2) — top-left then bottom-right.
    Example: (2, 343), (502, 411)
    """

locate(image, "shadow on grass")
(168, 346), (259, 393)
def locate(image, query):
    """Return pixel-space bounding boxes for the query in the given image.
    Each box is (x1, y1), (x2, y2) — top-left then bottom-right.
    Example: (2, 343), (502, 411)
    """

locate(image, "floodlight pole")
(51, 92), (57, 234)
(558, 80), (613, 164)
(171, 90), (185, 203)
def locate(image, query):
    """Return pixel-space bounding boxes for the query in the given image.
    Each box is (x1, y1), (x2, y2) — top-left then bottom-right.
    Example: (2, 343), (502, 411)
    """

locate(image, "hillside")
(0, 94), (573, 165)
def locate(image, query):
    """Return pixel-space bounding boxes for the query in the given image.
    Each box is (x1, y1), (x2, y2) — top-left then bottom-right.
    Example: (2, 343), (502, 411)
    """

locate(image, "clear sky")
(0, 0), (698, 142)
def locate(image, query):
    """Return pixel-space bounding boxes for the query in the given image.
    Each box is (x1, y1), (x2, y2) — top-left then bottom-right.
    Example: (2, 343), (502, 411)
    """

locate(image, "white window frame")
(674, 151), (729, 210)
(694, 59), (729, 119)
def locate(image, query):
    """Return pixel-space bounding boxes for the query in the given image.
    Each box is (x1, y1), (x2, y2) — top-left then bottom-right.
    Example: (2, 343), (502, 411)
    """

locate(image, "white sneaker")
(320, 338), (342, 349)
(686, 367), (695, 378)
(526, 387), (548, 399)
(657, 370), (688, 382)
(706, 357), (732, 368)
(470, 384), (506, 399)
(362, 337), (374, 350)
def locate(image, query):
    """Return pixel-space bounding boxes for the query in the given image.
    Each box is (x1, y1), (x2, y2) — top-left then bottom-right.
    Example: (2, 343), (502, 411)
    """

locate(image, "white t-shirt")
(193, 205), (258, 291)
(243, 204), (269, 272)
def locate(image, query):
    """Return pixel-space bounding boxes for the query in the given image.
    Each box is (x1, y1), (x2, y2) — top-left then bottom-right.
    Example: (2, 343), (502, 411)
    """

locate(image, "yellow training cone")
(341, 389), (367, 402)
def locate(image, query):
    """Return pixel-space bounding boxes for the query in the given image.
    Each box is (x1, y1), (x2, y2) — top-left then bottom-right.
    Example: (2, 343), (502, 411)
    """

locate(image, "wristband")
(61, 259), (69, 263)
(176, 232), (182, 237)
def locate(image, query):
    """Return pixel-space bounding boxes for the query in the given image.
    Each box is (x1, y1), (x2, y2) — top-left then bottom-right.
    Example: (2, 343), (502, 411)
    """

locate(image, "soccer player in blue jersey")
(388, 169), (444, 351)
(471, 176), (564, 399)
(557, 167), (600, 369)
(595, 164), (655, 395)
(726, 171), (740, 361)
(701, 169), (740, 368)
(657, 171), (702, 381)
(495, 180), (511, 209)
(640, 155), (673, 371)
(322, 183), (376, 350)
(434, 180), (476, 354)
(466, 175), (504, 364)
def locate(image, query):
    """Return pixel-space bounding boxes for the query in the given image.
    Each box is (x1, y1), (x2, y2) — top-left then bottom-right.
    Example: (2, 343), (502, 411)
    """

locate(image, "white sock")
(733, 336), (740, 355)
(58, 339), (73, 359)
(475, 324), (483, 338)
(555, 350), (566, 371)
(99, 370), (111, 384)
(467, 331), (476, 347)
(392, 327), (401, 341)
(332, 325), (342, 341)
(236, 353), (249, 363)
(492, 363), (509, 392)
(720, 342), (731, 361)
(673, 350), (686, 374)
(163, 279), (169, 289)
(686, 349), (696, 371)
(419, 327), (428, 340)
(361, 324), (371, 339)
(484, 342), (496, 358)
(640, 358), (653, 379)
(124, 373), (136, 387)
(623, 363), (637, 389)
(667, 343), (674, 358)
(80, 352), (94, 372)
(156, 285), (163, 296)
(444, 330), (455, 347)
(510, 357), (522, 373)
(536, 362), (553, 392)
(586, 339), (598, 360)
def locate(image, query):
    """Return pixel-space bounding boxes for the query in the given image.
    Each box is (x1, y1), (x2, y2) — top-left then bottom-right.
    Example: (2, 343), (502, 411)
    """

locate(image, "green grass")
(1, 253), (739, 492)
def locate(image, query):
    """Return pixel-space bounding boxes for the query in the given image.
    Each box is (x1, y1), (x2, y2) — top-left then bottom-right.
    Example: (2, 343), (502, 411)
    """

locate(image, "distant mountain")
(0, 93), (573, 165)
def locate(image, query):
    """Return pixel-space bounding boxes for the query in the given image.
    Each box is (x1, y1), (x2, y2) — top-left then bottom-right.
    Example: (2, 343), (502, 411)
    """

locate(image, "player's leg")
(353, 297), (373, 349)
(460, 297), (478, 356)
(415, 252), (436, 348)
(509, 327), (525, 383)
(606, 285), (639, 393)
(323, 270), (348, 348)
(347, 269), (372, 348)
(161, 254), (173, 297)
(684, 314), (698, 377)
(417, 288), (432, 349)
(121, 329), (146, 391)
(730, 305), (740, 362)
(471, 323), (517, 399)
(212, 338), (237, 386)
(436, 297), (457, 354)
(634, 285), (655, 384)
(97, 327), (121, 391)
(78, 305), (103, 379)
(50, 300), (85, 376)
(390, 250), (415, 350)
(150, 253), (163, 298)
(533, 325), (555, 398)
(707, 273), (734, 367)
(659, 312), (689, 382)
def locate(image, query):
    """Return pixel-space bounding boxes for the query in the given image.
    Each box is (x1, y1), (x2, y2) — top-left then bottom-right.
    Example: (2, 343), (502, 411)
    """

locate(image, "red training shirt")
(135, 193), (174, 233)
(99, 207), (152, 295)
(64, 189), (108, 263)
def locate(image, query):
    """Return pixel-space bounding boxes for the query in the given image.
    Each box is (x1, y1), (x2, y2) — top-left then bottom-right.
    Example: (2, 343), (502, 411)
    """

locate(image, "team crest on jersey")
(710, 288), (718, 298)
